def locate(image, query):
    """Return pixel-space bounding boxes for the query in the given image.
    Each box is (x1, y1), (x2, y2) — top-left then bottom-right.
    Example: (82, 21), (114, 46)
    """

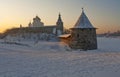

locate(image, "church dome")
(33, 16), (41, 21)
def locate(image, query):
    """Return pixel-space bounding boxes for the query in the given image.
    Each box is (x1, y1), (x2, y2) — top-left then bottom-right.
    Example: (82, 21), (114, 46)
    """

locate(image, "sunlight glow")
(0, 0), (120, 34)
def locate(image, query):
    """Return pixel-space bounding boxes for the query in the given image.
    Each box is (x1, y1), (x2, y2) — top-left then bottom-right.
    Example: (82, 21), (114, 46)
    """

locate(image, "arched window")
(77, 34), (79, 38)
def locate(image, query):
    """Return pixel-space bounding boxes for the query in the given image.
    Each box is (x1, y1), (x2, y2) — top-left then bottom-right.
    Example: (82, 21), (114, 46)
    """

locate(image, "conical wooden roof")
(74, 8), (95, 28)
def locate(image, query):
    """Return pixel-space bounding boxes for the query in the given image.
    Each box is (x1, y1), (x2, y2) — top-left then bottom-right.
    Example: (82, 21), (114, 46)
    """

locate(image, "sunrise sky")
(0, 0), (120, 34)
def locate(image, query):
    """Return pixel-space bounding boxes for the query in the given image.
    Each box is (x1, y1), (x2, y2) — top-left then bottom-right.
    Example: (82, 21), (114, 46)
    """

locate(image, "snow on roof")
(58, 34), (71, 38)
(74, 8), (95, 29)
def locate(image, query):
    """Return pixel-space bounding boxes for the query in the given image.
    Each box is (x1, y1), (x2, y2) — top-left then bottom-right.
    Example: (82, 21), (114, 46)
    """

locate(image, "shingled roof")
(74, 8), (95, 28)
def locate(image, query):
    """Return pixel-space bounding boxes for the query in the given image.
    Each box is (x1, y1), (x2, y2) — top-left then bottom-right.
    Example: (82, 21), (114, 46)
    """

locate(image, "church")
(26, 14), (64, 35)
(4, 9), (97, 50)
(5, 14), (64, 36)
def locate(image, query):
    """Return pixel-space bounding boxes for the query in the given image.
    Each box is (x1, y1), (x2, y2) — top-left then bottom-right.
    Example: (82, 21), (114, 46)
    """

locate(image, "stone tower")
(69, 8), (97, 50)
(56, 13), (64, 35)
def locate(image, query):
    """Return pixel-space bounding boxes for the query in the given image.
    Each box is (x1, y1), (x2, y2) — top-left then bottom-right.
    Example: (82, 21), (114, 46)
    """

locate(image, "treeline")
(98, 30), (120, 37)
(0, 27), (71, 39)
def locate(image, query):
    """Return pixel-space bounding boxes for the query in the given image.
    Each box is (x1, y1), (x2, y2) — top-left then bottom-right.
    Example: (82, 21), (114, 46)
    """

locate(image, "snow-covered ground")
(0, 37), (120, 77)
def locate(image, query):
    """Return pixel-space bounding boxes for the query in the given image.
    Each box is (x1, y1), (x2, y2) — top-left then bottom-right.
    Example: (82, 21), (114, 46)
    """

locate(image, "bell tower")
(56, 13), (64, 35)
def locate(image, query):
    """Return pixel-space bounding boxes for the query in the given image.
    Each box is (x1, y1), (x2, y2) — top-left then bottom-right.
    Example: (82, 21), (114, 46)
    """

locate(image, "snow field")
(0, 37), (120, 77)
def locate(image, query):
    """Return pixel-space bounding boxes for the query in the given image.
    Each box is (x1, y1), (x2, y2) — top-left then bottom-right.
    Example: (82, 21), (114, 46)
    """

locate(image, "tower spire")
(82, 7), (85, 14)
(56, 13), (64, 35)
(59, 12), (61, 17)
(82, 7), (84, 12)
(57, 13), (62, 22)
(73, 8), (95, 28)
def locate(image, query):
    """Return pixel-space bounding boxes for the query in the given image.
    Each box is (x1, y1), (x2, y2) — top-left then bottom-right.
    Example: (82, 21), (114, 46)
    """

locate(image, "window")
(77, 34), (79, 38)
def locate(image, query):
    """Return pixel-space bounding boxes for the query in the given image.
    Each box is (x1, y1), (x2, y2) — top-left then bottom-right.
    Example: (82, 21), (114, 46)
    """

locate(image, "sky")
(0, 0), (120, 34)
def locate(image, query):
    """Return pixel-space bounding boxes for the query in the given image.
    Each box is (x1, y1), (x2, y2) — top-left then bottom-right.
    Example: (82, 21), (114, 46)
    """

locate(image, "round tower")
(69, 8), (97, 50)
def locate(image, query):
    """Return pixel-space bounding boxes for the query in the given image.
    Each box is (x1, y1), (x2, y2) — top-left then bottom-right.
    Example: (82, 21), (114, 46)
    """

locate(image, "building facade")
(27, 14), (64, 35)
